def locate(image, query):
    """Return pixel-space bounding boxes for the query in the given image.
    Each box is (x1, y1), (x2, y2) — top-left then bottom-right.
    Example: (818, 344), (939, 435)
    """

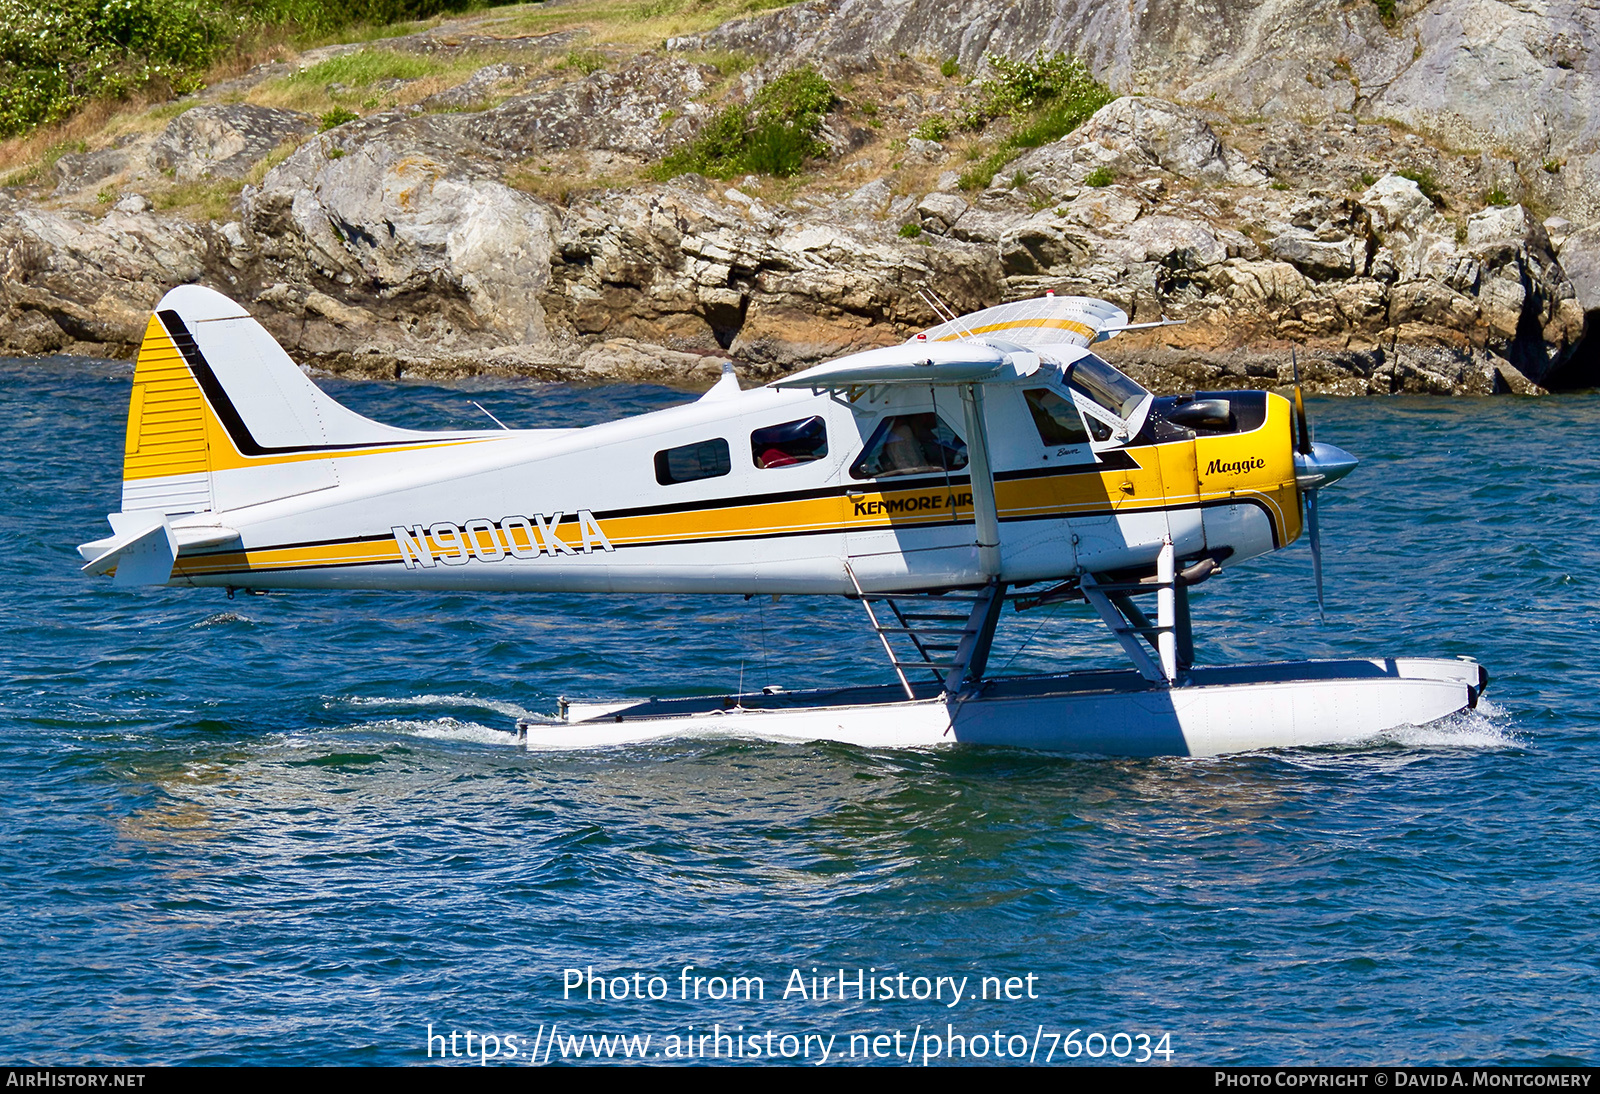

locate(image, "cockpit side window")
(1023, 388), (1089, 446)
(1067, 354), (1148, 420)
(850, 413), (968, 480)
(751, 416), (828, 469)
(655, 438), (731, 485)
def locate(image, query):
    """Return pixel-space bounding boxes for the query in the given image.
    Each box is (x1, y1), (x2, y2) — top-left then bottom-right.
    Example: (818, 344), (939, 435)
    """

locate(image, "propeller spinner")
(1290, 351), (1359, 622)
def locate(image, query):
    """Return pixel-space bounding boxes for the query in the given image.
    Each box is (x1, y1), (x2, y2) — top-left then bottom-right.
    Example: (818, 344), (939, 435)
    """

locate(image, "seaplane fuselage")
(85, 286), (1304, 598)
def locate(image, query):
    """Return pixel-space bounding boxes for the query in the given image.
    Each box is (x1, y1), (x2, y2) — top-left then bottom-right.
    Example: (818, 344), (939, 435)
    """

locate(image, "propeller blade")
(1306, 487), (1325, 623)
(1291, 349), (1312, 456)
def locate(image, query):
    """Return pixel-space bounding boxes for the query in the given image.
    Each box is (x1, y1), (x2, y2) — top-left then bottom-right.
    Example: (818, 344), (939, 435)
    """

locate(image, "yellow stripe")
(931, 317), (1097, 341)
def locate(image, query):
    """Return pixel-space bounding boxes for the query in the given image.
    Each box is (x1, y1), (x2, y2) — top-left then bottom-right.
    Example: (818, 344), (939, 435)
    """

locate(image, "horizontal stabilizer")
(80, 513), (179, 586)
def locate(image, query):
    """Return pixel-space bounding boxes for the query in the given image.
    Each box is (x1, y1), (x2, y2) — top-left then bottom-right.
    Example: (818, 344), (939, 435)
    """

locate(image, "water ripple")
(1, 361), (1596, 1064)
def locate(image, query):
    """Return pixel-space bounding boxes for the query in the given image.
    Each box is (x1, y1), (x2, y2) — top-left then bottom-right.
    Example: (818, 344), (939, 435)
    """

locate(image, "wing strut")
(958, 383), (1002, 578)
(1079, 537), (1184, 685)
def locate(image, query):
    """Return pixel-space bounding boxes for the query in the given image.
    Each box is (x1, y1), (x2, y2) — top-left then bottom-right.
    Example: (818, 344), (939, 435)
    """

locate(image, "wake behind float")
(80, 286), (1486, 757)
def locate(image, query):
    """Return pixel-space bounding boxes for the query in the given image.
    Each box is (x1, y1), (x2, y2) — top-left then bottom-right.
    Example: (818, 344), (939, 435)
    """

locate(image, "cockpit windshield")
(1067, 354), (1148, 421)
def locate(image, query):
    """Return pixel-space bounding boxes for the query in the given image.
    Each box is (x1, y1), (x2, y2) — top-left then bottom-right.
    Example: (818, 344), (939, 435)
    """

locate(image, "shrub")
(0, 0), (494, 139)
(963, 50), (1111, 132)
(1398, 165), (1444, 206)
(939, 56), (959, 79)
(911, 116), (948, 141)
(318, 105), (358, 130)
(1484, 187), (1511, 207)
(952, 50), (1111, 191)
(1083, 165), (1114, 187)
(1372, 0), (1397, 26)
(559, 49), (605, 75)
(653, 65), (836, 179)
(897, 222), (922, 238)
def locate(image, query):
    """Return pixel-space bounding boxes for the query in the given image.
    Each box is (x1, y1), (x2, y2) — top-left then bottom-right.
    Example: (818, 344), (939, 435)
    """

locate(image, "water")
(2, 358), (1596, 1066)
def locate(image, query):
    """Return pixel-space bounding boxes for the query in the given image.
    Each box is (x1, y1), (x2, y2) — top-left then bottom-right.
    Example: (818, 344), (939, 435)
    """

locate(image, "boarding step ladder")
(845, 562), (1006, 700)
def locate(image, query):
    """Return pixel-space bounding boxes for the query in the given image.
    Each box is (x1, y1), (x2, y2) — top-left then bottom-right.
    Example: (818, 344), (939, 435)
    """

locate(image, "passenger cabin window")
(1023, 388), (1089, 446)
(655, 438), (731, 485)
(850, 413), (969, 480)
(752, 416), (828, 469)
(1067, 354), (1147, 420)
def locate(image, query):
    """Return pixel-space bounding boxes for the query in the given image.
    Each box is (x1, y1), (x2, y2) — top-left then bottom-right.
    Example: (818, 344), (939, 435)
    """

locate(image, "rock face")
(544, 182), (997, 371)
(241, 114), (558, 361)
(465, 59), (718, 156)
(149, 105), (315, 182)
(0, 192), (209, 355)
(1, 2), (1596, 394)
(679, 0), (1600, 226)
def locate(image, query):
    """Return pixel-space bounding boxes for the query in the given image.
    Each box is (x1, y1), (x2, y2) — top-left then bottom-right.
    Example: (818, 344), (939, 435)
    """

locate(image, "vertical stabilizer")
(118, 285), (435, 518)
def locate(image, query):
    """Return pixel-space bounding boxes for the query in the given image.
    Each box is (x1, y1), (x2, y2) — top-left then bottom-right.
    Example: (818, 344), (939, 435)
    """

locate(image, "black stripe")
(589, 450), (1140, 523)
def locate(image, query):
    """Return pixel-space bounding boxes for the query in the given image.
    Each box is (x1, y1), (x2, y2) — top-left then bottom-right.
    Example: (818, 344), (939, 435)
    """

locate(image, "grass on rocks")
(152, 177), (245, 219)
(249, 47), (506, 115)
(486, 0), (796, 48)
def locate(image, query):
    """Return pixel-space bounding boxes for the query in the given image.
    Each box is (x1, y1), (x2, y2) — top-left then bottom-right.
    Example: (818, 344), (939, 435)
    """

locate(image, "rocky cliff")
(2, 0), (1596, 394)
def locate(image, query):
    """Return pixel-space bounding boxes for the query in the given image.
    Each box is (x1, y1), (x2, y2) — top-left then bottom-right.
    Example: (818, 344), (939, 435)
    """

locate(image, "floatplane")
(80, 285), (1487, 756)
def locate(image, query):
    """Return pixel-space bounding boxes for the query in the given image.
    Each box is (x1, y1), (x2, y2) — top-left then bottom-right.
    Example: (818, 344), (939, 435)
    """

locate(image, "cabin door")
(842, 391), (981, 589)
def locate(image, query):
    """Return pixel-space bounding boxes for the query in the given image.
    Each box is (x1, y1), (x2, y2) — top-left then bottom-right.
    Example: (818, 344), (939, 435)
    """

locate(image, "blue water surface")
(1, 358), (1595, 1066)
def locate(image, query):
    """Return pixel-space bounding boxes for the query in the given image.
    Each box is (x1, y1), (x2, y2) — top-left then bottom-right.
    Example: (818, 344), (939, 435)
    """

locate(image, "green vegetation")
(1398, 165), (1444, 206)
(956, 50), (1112, 191)
(318, 105), (358, 130)
(1083, 165), (1114, 187)
(1484, 187), (1511, 207)
(911, 116), (948, 142)
(963, 51), (1111, 132)
(1542, 158), (1562, 173)
(897, 222), (921, 238)
(152, 175), (242, 218)
(0, 0), (503, 139)
(496, 0), (794, 49)
(938, 56), (958, 79)
(248, 44), (499, 115)
(1372, 0), (1397, 26)
(1358, 170), (1378, 187)
(557, 49), (606, 75)
(677, 48), (754, 78)
(653, 65), (835, 179)
(955, 159), (994, 191)
(286, 48), (440, 89)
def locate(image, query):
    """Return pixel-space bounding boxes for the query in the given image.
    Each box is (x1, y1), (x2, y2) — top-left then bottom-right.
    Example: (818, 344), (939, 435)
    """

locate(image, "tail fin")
(119, 284), (425, 518)
(85, 285), (449, 584)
